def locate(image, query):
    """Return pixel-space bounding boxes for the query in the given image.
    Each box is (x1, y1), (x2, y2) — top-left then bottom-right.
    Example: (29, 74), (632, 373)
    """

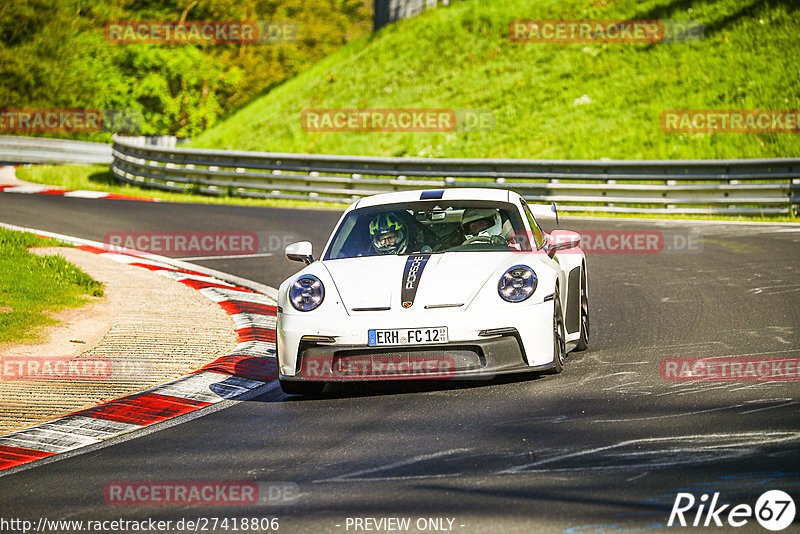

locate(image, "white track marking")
(231, 313), (276, 330)
(200, 287), (277, 305)
(2, 185), (53, 193)
(155, 270), (235, 286)
(0, 426), (109, 453)
(146, 371), (255, 403)
(228, 340), (276, 356)
(62, 190), (109, 199)
(37, 415), (140, 437)
(0, 416), (142, 453)
(97, 253), (173, 269)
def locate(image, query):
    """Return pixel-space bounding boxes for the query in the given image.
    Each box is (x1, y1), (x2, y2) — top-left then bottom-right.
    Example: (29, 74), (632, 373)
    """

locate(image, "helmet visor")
(375, 230), (401, 248)
(464, 216), (496, 235)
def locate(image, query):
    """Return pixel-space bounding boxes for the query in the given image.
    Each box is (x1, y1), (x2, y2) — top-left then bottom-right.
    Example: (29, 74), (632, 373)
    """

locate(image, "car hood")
(321, 252), (517, 312)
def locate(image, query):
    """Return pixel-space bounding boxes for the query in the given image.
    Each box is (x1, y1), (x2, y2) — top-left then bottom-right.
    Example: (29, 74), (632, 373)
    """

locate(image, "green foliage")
(0, 0), (371, 139)
(0, 227), (104, 343)
(192, 0), (800, 159)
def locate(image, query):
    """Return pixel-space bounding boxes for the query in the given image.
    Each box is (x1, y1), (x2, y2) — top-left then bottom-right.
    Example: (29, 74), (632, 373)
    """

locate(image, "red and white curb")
(0, 184), (157, 202)
(0, 224), (278, 473)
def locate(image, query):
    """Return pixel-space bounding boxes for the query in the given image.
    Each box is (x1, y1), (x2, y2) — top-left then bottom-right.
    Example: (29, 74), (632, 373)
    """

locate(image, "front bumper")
(278, 300), (556, 381)
(279, 330), (555, 383)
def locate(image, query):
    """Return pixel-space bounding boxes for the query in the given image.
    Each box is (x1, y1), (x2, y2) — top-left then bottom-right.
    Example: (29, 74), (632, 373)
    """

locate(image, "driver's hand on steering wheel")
(463, 234), (507, 246)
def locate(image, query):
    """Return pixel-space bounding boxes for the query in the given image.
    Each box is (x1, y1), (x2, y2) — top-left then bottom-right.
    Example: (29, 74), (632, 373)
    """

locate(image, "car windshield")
(323, 200), (531, 260)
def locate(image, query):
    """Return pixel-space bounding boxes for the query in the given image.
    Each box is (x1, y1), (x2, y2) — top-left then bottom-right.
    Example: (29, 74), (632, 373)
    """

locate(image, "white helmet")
(461, 208), (502, 239)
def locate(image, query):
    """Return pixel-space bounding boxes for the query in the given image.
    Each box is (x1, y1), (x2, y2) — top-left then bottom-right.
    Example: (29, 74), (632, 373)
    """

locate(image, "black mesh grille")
(297, 344), (485, 379)
(332, 346), (484, 372)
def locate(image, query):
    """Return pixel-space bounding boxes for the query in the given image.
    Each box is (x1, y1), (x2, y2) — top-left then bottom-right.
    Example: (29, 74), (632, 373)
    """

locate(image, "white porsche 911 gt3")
(277, 188), (589, 395)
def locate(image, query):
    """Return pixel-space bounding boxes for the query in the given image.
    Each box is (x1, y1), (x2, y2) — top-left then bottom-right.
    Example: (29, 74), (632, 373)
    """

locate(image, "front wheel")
(279, 379), (326, 396)
(574, 268), (589, 351)
(548, 286), (567, 374)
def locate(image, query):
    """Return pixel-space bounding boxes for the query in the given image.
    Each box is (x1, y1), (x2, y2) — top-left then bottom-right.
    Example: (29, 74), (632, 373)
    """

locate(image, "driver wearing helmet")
(369, 212), (411, 255)
(461, 208), (507, 245)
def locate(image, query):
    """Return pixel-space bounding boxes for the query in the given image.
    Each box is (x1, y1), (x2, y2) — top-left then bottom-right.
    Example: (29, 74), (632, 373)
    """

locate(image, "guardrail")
(110, 135), (800, 215)
(0, 136), (112, 165)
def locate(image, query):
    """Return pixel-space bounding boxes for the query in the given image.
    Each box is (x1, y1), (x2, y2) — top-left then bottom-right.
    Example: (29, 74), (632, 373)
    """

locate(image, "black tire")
(574, 267), (590, 351)
(279, 379), (326, 396)
(548, 286), (567, 374)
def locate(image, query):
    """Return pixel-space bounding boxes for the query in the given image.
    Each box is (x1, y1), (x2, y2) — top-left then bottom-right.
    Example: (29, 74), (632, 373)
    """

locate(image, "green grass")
(191, 0), (800, 160)
(0, 227), (104, 344)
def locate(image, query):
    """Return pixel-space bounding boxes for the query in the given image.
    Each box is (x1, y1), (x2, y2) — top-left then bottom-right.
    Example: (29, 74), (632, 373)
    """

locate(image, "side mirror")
(546, 230), (581, 257)
(551, 202), (559, 226)
(285, 241), (314, 264)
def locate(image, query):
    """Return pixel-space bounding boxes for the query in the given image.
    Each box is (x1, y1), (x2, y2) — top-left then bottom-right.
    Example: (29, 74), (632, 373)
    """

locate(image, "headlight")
(289, 275), (325, 311)
(498, 265), (537, 303)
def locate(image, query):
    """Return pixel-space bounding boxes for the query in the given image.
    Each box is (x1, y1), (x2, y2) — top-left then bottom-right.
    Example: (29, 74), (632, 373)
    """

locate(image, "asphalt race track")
(1, 193), (799, 533)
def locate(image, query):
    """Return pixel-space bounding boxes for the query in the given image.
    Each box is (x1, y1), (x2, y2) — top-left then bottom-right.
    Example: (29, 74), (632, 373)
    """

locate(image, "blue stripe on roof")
(420, 190), (445, 200)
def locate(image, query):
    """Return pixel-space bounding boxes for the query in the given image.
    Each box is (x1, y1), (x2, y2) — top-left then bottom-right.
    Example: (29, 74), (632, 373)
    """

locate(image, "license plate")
(368, 327), (448, 347)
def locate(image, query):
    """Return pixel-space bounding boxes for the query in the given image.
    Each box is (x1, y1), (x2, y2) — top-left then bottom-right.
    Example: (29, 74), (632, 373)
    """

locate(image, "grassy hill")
(192, 0), (800, 159)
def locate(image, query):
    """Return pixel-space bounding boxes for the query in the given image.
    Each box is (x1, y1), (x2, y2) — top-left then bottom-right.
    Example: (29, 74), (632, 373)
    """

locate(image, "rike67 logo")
(668, 490), (796, 531)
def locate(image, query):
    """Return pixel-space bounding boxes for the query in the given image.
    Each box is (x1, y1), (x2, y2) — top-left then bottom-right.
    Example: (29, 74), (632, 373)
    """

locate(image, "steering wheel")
(463, 235), (494, 245)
